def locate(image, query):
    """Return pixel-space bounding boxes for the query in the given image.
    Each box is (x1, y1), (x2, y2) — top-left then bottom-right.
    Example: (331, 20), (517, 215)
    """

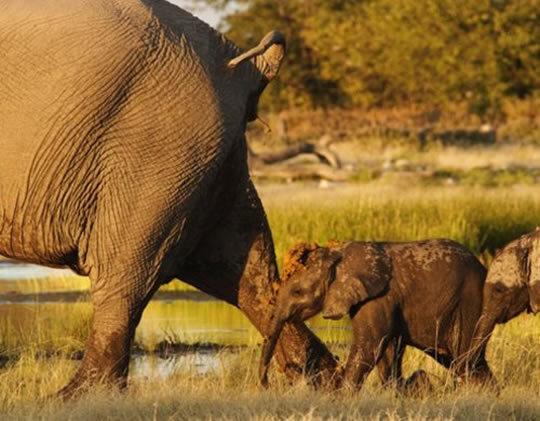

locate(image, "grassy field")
(261, 183), (540, 265)
(0, 160), (539, 418)
(0, 313), (538, 419)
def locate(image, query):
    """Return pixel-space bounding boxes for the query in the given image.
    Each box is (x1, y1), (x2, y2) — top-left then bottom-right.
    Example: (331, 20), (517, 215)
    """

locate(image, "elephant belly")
(0, 197), (80, 269)
(399, 303), (456, 362)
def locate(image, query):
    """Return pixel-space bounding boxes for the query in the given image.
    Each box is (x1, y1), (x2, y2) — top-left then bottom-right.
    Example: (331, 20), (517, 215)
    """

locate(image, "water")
(0, 262), (72, 280)
(0, 263), (353, 380)
(130, 352), (223, 378)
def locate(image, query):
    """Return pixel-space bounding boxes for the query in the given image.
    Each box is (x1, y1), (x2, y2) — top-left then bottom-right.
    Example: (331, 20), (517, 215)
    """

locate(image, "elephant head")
(259, 242), (391, 387)
(483, 229), (540, 321)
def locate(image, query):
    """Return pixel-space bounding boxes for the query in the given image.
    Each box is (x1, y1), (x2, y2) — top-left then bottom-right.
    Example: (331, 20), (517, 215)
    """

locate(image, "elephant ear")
(527, 229), (540, 313)
(228, 31), (286, 82)
(322, 243), (391, 320)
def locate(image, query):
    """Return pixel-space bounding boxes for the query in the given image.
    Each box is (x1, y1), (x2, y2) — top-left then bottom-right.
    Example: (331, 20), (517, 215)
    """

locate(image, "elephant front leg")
(342, 343), (383, 390)
(344, 302), (395, 390)
(57, 273), (158, 400)
(456, 297), (499, 388)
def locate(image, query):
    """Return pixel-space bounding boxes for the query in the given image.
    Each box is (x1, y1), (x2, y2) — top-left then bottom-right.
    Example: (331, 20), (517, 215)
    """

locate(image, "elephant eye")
(493, 283), (507, 293)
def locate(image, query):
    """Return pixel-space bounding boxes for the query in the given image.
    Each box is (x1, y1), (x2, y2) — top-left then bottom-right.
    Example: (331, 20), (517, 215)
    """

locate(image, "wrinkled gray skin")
(261, 240), (495, 391)
(466, 230), (540, 374)
(0, 0), (337, 398)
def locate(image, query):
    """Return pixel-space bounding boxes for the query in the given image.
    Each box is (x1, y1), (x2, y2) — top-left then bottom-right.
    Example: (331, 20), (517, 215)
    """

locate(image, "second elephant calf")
(260, 239), (495, 390)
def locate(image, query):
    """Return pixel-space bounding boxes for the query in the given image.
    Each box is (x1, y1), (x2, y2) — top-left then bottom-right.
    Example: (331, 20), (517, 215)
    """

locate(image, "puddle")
(130, 351), (223, 378)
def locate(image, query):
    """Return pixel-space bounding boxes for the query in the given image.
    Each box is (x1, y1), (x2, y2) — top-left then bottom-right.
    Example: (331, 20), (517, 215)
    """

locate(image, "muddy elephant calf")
(260, 239), (495, 391)
(466, 229), (540, 371)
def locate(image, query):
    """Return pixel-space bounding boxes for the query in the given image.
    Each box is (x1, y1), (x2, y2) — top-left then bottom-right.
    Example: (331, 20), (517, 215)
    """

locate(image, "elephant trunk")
(259, 315), (286, 388)
(465, 304), (498, 380)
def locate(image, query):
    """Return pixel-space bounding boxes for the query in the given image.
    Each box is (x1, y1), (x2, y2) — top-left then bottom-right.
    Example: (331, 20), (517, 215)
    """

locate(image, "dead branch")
(248, 134), (343, 181)
(249, 135), (340, 168)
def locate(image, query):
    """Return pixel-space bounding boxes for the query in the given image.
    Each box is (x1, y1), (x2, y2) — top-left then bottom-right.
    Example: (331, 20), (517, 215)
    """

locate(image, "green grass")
(430, 167), (538, 188)
(0, 303), (91, 358)
(0, 276), (89, 295)
(260, 184), (540, 266)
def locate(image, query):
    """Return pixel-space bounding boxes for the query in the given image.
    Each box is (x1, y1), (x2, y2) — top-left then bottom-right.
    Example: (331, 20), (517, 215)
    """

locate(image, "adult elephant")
(0, 0), (336, 397)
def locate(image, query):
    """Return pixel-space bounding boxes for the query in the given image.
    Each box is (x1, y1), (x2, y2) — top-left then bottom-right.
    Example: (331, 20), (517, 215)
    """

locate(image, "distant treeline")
(247, 100), (540, 145)
(205, 0), (539, 118)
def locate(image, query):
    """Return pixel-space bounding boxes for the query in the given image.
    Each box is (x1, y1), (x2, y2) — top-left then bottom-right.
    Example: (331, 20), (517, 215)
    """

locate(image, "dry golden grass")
(0, 313), (537, 419)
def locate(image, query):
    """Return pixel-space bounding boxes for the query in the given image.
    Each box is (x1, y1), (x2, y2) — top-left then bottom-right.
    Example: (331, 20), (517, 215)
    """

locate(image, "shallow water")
(0, 264), (351, 383)
(137, 300), (351, 346)
(0, 262), (72, 280)
(130, 352), (223, 378)
(0, 264), (352, 347)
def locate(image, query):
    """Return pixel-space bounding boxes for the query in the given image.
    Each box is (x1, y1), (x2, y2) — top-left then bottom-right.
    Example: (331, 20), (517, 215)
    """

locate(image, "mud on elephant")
(0, 0), (338, 398)
(260, 240), (496, 391)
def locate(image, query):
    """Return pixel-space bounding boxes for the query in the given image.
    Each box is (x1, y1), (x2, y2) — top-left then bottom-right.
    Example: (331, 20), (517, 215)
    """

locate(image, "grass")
(0, 162), (539, 418)
(260, 184), (540, 266)
(0, 303), (91, 358)
(0, 276), (89, 295)
(0, 314), (538, 419)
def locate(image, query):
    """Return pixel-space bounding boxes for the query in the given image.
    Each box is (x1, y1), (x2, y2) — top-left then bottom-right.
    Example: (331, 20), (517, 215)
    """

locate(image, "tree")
(196, 0), (540, 117)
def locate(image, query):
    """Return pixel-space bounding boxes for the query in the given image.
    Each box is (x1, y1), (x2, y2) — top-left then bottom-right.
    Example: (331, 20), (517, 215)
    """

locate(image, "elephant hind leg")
(453, 352), (498, 391)
(57, 269), (160, 400)
(176, 179), (339, 387)
(376, 336), (405, 388)
(400, 370), (434, 396)
(377, 340), (434, 396)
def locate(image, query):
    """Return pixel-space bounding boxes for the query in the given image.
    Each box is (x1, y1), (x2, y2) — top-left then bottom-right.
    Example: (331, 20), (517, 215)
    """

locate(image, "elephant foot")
(273, 323), (340, 388)
(400, 370), (433, 397)
(55, 376), (90, 401)
(466, 369), (499, 394)
(54, 367), (128, 401)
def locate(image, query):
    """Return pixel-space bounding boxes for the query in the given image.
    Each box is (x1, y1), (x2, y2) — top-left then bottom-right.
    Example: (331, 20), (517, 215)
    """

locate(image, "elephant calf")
(260, 239), (495, 391)
(466, 229), (540, 369)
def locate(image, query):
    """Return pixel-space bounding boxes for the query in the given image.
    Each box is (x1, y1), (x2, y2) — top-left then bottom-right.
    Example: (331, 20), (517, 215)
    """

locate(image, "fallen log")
(248, 135), (345, 181)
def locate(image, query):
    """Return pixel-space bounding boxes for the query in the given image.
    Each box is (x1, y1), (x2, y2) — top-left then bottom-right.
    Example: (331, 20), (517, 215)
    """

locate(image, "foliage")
(201, 0), (540, 117)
